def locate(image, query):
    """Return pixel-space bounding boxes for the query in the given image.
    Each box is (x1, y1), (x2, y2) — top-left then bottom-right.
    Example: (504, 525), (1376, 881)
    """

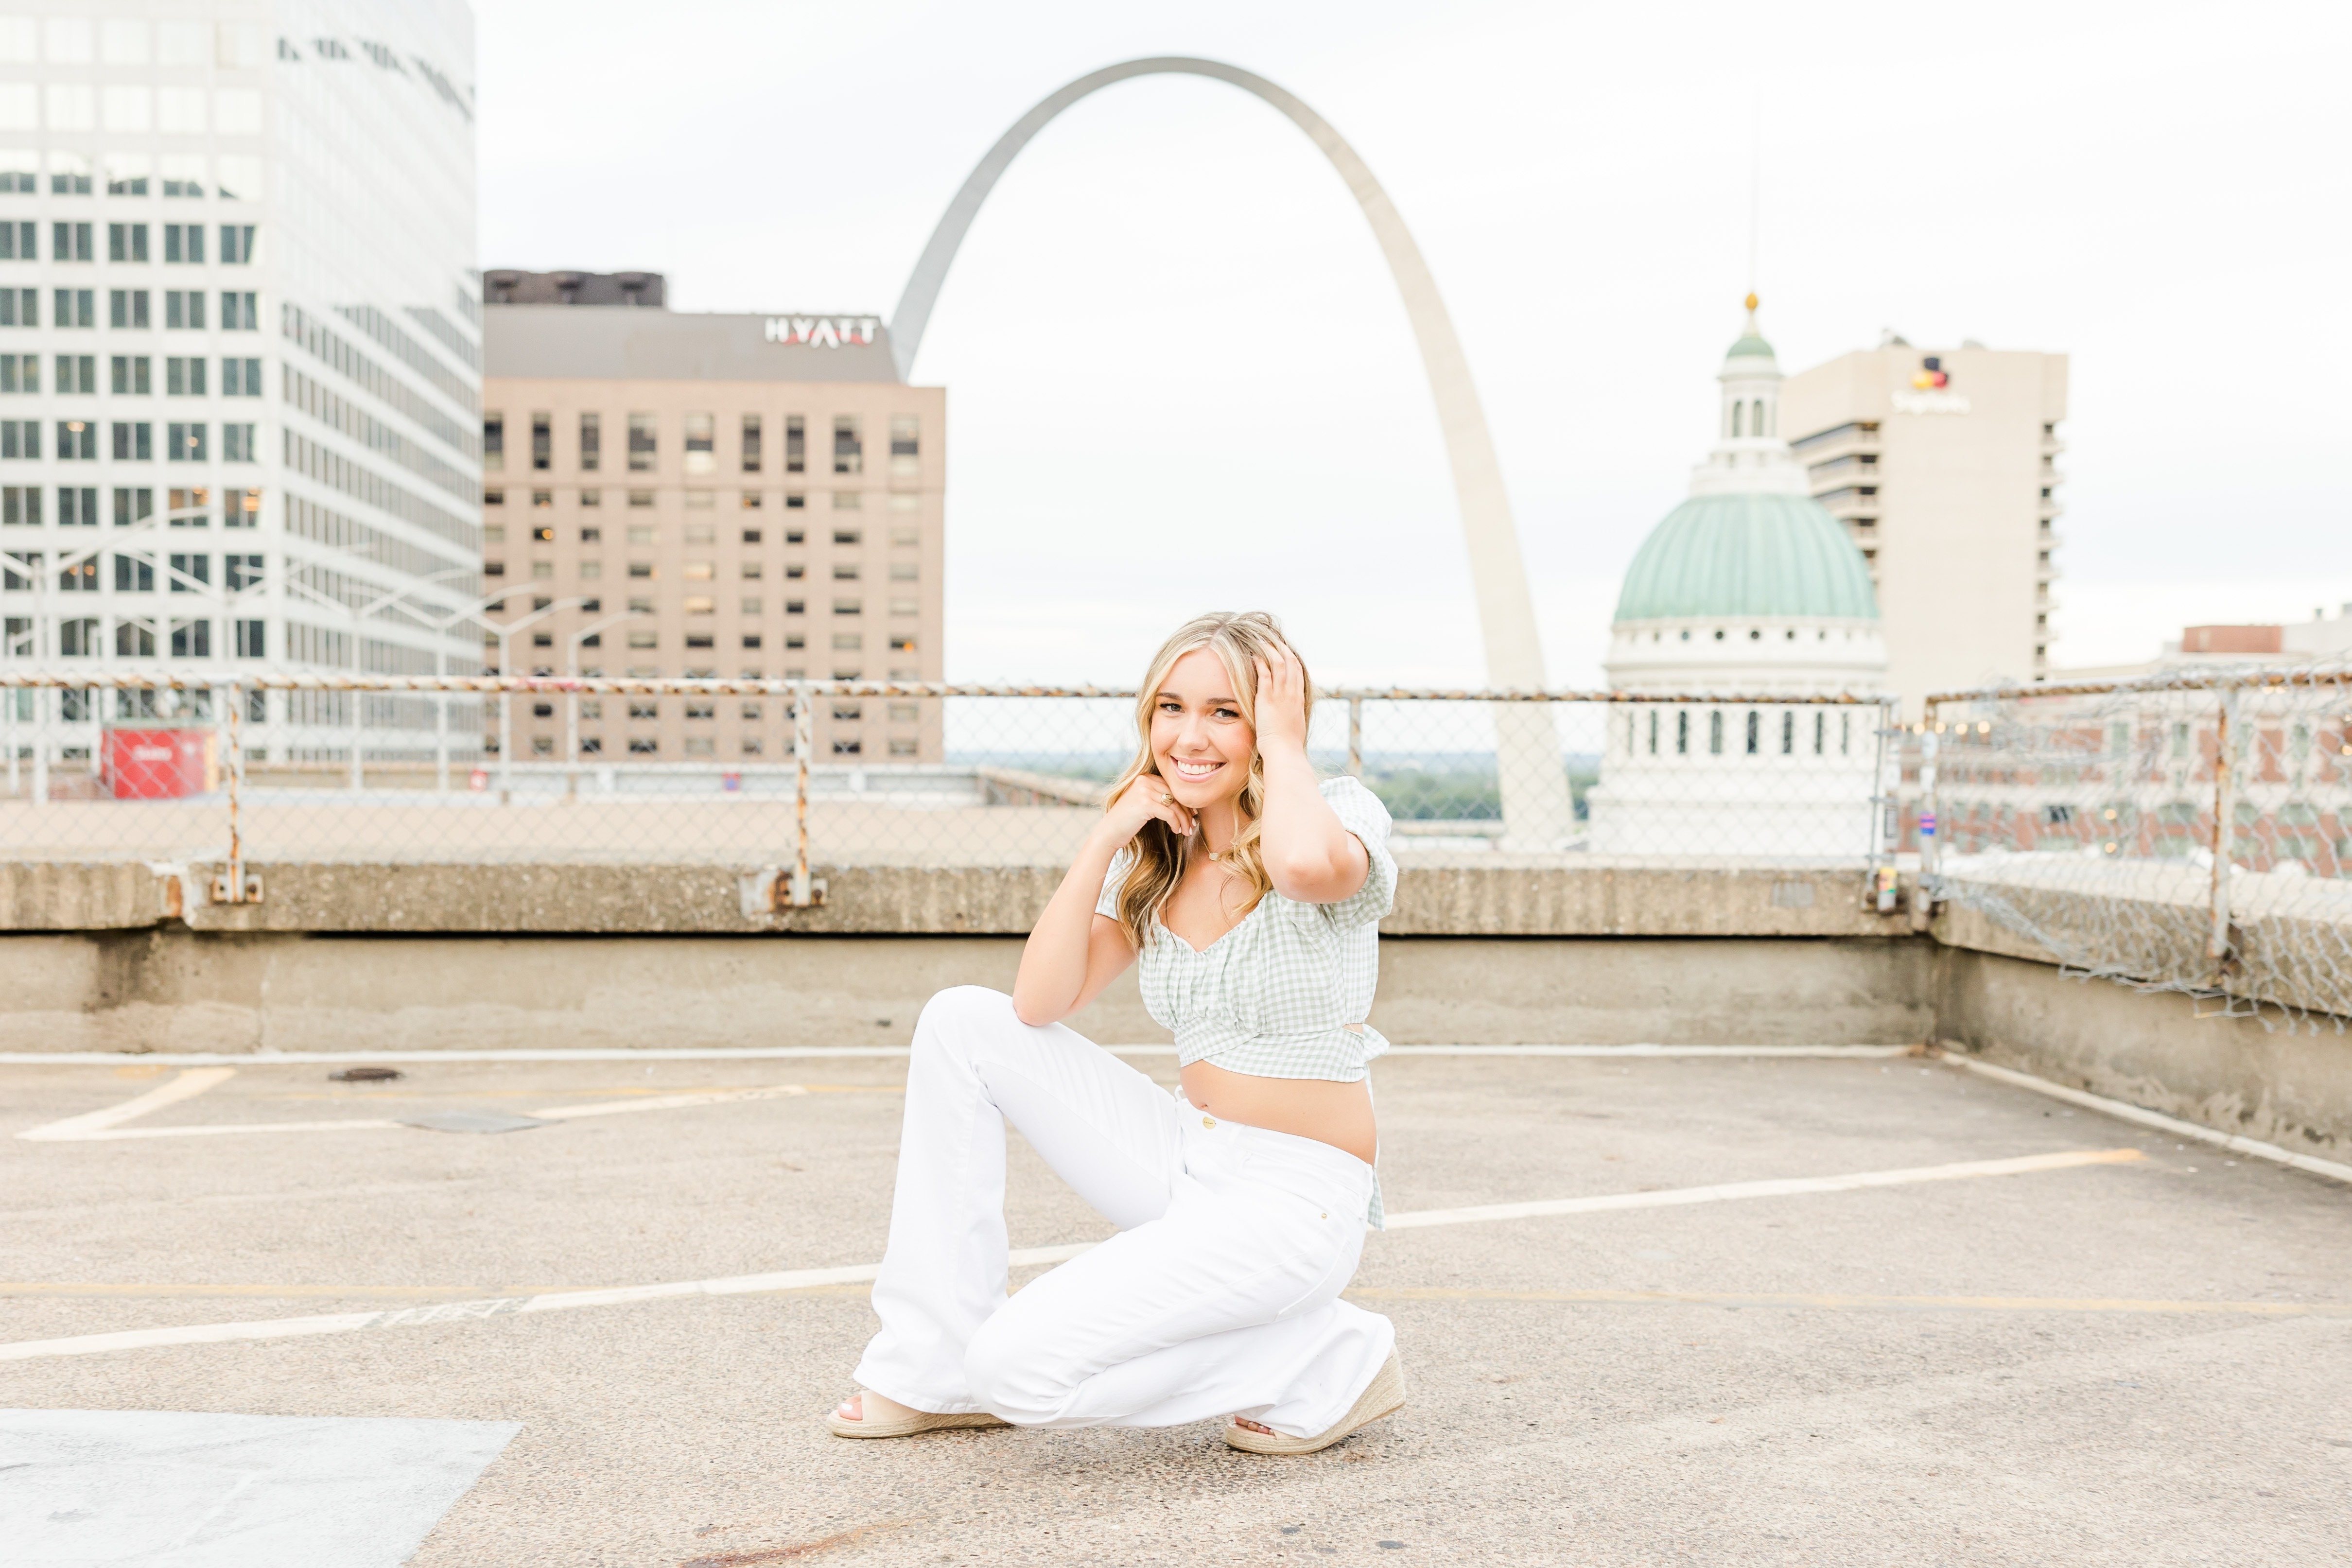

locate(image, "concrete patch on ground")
(0, 1408), (518, 1567)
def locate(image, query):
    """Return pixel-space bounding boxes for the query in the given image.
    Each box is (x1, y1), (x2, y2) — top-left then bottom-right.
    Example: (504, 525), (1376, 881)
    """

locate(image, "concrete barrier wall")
(1931, 945), (2352, 1163)
(0, 931), (1935, 1056)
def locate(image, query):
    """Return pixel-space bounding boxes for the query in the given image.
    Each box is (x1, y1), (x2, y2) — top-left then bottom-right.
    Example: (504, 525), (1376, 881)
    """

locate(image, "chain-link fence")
(1923, 662), (2352, 1028)
(2, 672), (1901, 907)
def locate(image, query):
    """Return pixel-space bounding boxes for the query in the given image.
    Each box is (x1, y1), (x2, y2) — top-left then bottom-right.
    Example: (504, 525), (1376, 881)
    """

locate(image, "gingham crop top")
(1096, 776), (1398, 1083)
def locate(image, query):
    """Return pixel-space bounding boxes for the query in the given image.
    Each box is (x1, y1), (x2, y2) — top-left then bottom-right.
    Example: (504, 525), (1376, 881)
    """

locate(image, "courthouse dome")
(1614, 490), (1880, 623)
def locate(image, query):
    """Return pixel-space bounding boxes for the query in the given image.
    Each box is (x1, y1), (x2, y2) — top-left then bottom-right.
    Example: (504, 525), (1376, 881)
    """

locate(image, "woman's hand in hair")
(1252, 646), (1310, 761)
(1104, 772), (1195, 845)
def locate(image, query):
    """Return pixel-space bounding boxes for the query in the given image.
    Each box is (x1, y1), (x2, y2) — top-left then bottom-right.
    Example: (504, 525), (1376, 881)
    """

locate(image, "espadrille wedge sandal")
(1222, 1351), (1406, 1455)
(825, 1391), (1010, 1440)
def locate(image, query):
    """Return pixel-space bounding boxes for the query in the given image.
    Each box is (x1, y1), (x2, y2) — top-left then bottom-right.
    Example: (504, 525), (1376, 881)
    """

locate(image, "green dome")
(1614, 491), (1880, 623)
(1726, 331), (1776, 359)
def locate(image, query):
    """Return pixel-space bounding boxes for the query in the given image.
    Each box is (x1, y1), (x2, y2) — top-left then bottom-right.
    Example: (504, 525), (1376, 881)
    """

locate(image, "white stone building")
(1585, 299), (1890, 859)
(0, 2), (480, 773)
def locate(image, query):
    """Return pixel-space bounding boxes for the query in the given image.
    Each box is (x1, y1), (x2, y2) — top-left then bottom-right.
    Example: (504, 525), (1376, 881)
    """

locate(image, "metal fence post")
(1914, 713), (1941, 926)
(211, 678), (257, 905)
(786, 682), (824, 907)
(2208, 680), (2239, 969)
(1346, 697), (1363, 778)
(1872, 699), (1900, 911)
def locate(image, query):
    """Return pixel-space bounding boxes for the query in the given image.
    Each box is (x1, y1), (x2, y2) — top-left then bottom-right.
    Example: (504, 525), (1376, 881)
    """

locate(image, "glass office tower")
(0, 1), (481, 772)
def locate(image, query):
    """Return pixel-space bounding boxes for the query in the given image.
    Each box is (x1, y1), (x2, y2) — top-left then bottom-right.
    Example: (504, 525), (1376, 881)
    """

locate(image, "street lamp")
(565, 607), (648, 769)
(490, 597), (591, 789)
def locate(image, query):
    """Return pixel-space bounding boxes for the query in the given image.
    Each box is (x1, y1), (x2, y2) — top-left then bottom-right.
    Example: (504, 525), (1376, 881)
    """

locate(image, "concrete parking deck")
(3, 1047), (2348, 1566)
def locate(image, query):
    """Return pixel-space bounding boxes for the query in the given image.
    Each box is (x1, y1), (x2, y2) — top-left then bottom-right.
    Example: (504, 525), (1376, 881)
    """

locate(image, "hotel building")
(481, 270), (945, 763)
(0, 3), (483, 767)
(1780, 340), (2068, 715)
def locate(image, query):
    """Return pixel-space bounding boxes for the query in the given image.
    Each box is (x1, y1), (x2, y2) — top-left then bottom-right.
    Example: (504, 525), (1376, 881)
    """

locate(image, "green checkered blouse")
(1097, 775), (1398, 1225)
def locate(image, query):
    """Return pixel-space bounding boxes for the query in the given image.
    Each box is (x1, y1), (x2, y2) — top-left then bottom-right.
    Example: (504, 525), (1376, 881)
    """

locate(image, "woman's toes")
(836, 1394), (864, 1421)
(1231, 1416), (1276, 1436)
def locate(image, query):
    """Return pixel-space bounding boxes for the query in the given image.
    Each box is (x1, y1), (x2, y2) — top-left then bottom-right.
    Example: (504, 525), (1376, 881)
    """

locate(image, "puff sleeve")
(1096, 847), (1133, 921)
(1313, 776), (1397, 930)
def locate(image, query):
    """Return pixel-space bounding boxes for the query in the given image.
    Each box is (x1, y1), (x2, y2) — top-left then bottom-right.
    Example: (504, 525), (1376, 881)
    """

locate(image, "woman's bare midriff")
(1179, 1057), (1377, 1166)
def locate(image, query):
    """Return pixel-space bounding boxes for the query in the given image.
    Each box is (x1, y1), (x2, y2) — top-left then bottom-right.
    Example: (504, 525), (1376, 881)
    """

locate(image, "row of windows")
(0, 483), (258, 526)
(0, 419), (256, 460)
(0, 221), (256, 263)
(1625, 708), (1860, 758)
(488, 524), (911, 550)
(0, 148), (259, 201)
(486, 412), (922, 477)
(479, 581), (920, 624)
(0, 82), (267, 137)
(2, 353), (261, 394)
(504, 734), (923, 760)
(11, 615), (257, 658)
(486, 488), (921, 516)
(0, 548), (260, 592)
(491, 558), (919, 587)
(0, 287), (258, 329)
(481, 613), (911, 657)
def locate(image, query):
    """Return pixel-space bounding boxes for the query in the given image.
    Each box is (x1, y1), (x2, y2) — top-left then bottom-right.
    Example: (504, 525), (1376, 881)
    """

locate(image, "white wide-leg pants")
(852, 986), (1394, 1438)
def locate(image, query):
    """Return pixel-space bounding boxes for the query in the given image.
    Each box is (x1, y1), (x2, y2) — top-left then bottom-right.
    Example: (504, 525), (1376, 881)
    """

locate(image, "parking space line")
(14, 1071), (823, 1141)
(0, 1149), (2147, 1364)
(1346, 1286), (2352, 1316)
(1381, 1148), (2143, 1228)
(0, 1044), (1918, 1067)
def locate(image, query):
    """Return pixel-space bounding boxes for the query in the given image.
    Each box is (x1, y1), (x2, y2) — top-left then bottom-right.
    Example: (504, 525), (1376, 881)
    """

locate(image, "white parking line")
(0, 1044), (1919, 1067)
(15, 1070), (815, 1142)
(0, 1147), (2144, 1364)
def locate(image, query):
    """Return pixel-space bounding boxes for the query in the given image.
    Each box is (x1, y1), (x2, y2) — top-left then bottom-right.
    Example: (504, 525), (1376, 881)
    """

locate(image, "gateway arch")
(889, 57), (1576, 847)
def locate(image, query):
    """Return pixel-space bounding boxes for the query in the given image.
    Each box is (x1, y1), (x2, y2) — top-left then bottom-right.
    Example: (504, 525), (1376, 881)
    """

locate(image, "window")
(831, 490), (862, 511)
(162, 223), (204, 264)
(53, 354), (95, 393)
(579, 488), (600, 508)
(889, 633), (917, 653)
(531, 411), (551, 471)
(683, 412), (714, 473)
(220, 292), (257, 330)
(890, 414), (919, 475)
(166, 356), (208, 396)
(0, 354), (30, 394)
(57, 557), (98, 592)
(168, 553), (209, 592)
(106, 223), (147, 262)
(218, 225), (256, 264)
(578, 412), (600, 471)
(55, 419), (95, 459)
(109, 356), (151, 395)
(0, 288), (32, 327)
(59, 618), (100, 656)
(627, 413), (656, 471)
(114, 619), (155, 655)
(170, 618), (209, 657)
(1813, 711), (1826, 755)
(112, 553), (155, 591)
(108, 289), (153, 329)
(219, 553), (260, 592)
(235, 619), (265, 658)
(784, 414), (805, 473)
(628, 489), (653, 507)
(889, 560), (919, 581)
(221, 357), (261, 396)
(1674, 710), (1689, 755)
(1744, 710), (1759, 755)
(222, 488), (258, 527)
(0, 221), (29, 259)
(164, 290), (205, 330)
(738, 412), (763, 472)
(483, 412), (504, 470)
(111, 487), (152, 527)
(833, 562), (860, 581)
(51, 221), (92, 261)
(166, 422), (207, 462)
(165, 488), (208, 528)
(2, 550), (35, 588)
(833, 415), (862, 474)
(0, 420), (38, 458)
(222, 423), (255, 461)
(2, 487), (39, 525)
(53, 288), (94, 327)
(834, 598), (862, 617)
(158, 153), (202, 197)
(55, 486), (96, 525)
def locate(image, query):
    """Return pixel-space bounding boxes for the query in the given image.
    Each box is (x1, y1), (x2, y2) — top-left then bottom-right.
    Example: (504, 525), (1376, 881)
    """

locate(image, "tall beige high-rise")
(482, 271), (944, 764)
(1780, 342), (2067, 715)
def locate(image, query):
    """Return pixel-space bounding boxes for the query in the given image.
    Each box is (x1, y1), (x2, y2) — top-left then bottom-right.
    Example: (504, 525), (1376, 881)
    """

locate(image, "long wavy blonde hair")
(1105, 611), (1311, 951)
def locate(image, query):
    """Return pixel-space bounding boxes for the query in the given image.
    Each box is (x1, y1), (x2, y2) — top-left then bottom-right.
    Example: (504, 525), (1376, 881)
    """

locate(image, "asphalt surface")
(3, 1048), (2349, 1566)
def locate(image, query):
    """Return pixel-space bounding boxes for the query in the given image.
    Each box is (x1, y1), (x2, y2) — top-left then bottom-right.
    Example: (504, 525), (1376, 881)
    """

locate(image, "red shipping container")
(104, 723), (220, 800)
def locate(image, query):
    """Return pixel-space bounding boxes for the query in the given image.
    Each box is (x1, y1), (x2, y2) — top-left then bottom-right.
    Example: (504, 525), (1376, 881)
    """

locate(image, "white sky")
(475, 0), (2351, 687)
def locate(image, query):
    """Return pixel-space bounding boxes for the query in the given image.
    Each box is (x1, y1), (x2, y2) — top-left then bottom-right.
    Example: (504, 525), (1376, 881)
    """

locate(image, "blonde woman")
(828, 611), (1403, 1453)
